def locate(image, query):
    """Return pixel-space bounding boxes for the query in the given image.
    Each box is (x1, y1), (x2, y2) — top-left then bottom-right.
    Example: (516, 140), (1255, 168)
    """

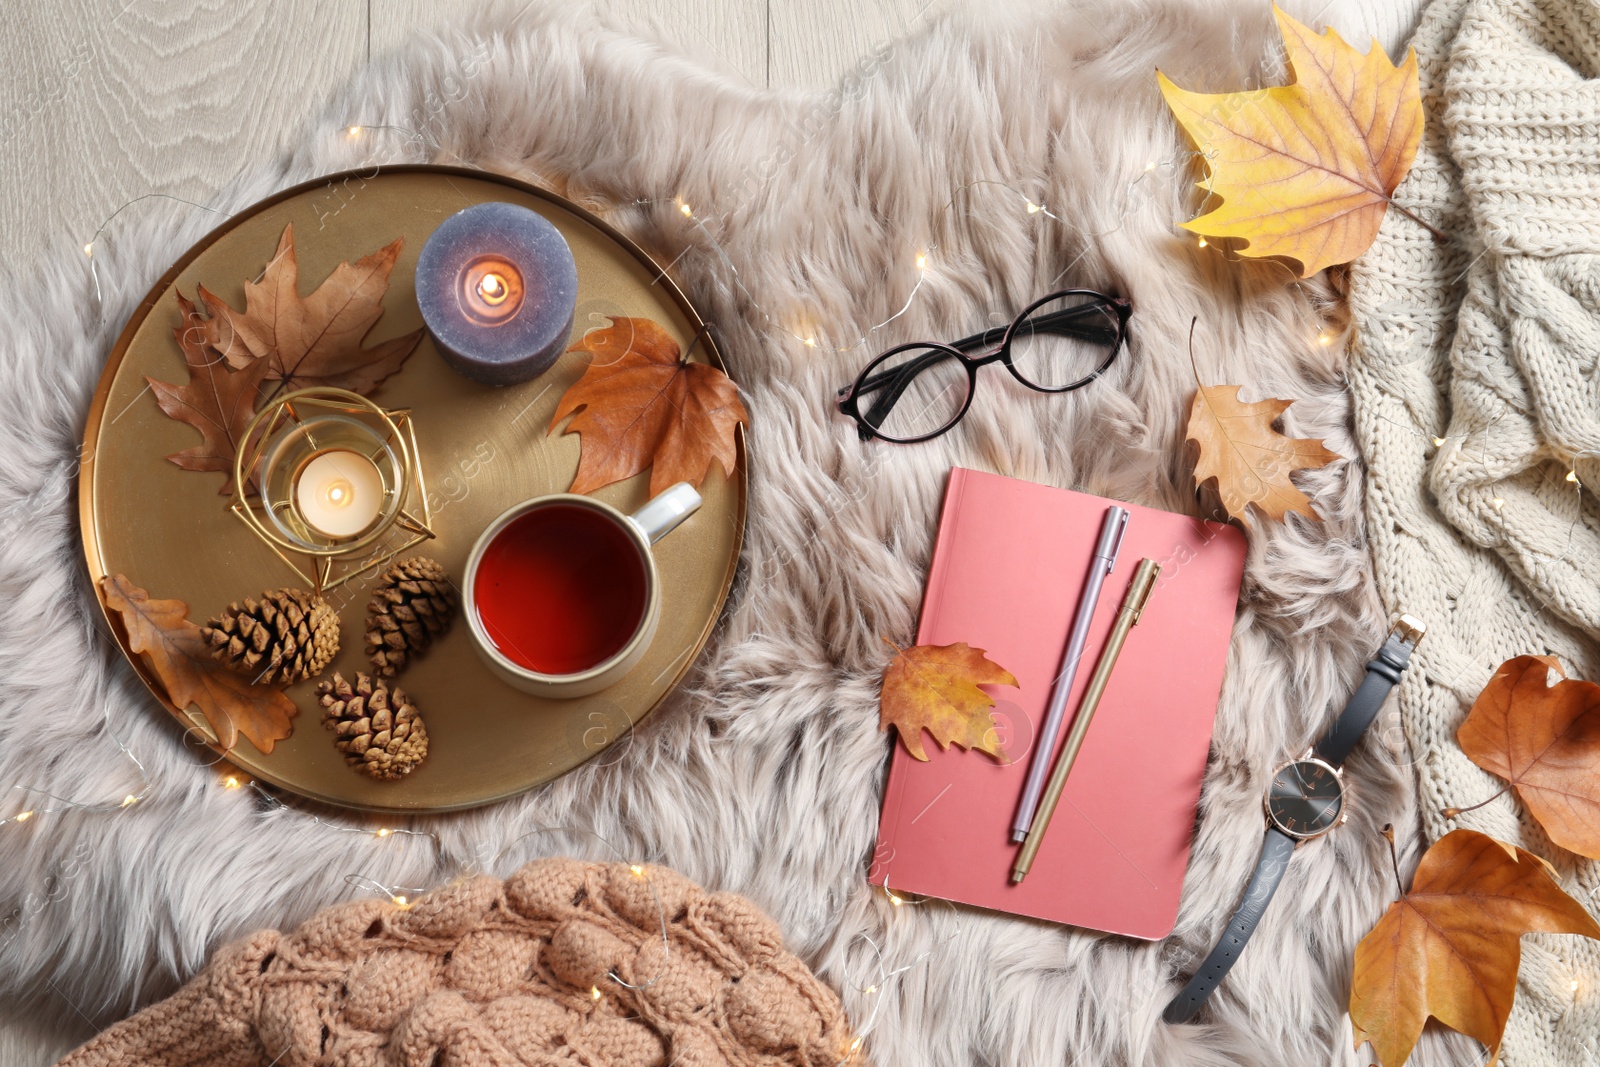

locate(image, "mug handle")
(628, 482), (702, 544)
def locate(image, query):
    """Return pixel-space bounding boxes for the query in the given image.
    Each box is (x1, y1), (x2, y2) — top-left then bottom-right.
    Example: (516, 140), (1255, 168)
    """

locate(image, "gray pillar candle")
(415, 201), (579, 386)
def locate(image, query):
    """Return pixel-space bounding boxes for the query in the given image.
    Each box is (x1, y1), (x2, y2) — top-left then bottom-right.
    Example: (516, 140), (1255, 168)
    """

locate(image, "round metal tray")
(79, 165), (745, 812)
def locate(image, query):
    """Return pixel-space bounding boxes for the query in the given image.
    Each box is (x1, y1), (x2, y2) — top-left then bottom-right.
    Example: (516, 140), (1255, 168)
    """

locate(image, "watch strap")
(1161, 828), (1297, 1024)
(1312, 616), (1424, 767)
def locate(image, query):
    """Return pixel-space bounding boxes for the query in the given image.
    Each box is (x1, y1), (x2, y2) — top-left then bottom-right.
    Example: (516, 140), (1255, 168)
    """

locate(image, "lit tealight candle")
(415, 201), (579, 386)
(295, 450), (384, 538)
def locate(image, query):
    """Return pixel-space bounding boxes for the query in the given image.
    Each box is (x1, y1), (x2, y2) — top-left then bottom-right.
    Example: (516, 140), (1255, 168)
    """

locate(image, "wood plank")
(370, 0), (766, 87)
(768, 0), (930, 90)
(0, 0), (365, 267)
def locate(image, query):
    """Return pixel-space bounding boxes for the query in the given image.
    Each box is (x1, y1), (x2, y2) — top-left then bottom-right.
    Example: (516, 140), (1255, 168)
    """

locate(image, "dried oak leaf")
(147, 293), (273, 495)
(550, 317), (748, 496)
(1158, 4), (1424, 277)
(879, 640), (1017, 763)
(1457, 656), (1600, 859)
(1350, 829), (1600, 1067)
(1186, 384), (1340, 524)
(196, 223), (422, 394)
(100, 574), (297, 755)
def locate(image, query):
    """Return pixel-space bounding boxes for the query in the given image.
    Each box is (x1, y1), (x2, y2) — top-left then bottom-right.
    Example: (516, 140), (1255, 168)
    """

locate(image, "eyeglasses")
(835, 289), (1131, 443)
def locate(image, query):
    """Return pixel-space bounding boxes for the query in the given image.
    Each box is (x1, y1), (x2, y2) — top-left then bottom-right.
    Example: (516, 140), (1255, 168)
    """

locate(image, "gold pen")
(1011, 558), (1161, 885)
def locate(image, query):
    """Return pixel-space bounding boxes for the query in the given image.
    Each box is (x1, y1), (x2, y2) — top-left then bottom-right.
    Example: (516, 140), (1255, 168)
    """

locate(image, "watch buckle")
(1390, 614), (1426, 651)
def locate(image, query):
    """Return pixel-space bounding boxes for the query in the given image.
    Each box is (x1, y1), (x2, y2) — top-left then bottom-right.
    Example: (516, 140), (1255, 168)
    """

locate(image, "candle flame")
(322, 479), (354, 509)
(476, 272), (510, 306)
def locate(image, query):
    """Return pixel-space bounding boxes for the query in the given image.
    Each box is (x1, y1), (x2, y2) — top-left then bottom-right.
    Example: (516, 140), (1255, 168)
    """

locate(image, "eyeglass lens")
(1005, 293), (1122, 391)
(854, 345), (972, 441)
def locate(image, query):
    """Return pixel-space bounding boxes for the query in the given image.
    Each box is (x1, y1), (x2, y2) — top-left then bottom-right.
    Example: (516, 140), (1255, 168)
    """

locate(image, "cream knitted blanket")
(1348, 0), (1600, 1061)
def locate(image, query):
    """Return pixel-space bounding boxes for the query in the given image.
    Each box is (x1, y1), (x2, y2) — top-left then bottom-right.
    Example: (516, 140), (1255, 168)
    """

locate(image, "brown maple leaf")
(879, 639), (1017, 763)
(550, 317), (748, 496)
(147, 292), (274, 495)
(196, 223), (422, 395)
(1455, 656), (1600, 859)
(100, 574), (297, 755)
(1350, 829), (1600, 1066)
(1186, 383), (1340, 524)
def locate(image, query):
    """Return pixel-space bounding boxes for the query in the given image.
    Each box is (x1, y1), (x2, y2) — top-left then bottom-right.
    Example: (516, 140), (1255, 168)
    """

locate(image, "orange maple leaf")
(1185, 383), (1340, 524)
(550, 317), (748, 496)
(195, 223), (422, 395)
(1158, 4), (1425, 277)
(1455, 656), (1600, 859)
(146, 293), (273, 495)
(100, 574), (297, 754)
(879, 640), (1017, 763)
(1350, 829), (1600, 1067)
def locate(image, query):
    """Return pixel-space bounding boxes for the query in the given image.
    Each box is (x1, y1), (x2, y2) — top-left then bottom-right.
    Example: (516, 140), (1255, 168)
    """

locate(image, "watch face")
(1265, 758), (1345, 839)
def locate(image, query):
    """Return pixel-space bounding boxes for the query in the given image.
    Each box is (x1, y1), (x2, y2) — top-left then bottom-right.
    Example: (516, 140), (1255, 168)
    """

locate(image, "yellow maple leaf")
(1186, 383), (1340, 525)
(879, 640), (1017, 763)
(1157, 4), (1424, 277)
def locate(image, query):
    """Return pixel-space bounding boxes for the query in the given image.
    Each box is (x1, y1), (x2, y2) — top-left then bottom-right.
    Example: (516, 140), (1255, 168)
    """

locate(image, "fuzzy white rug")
(0, 0), (1478, 1064)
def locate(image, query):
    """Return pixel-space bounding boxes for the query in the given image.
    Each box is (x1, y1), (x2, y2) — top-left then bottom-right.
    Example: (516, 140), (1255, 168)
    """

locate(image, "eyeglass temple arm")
(947, 303), (1122, 352)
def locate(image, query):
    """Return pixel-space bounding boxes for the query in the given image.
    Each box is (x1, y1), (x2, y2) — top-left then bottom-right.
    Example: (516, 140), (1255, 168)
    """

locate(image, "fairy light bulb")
(802, 336), (817, 348)
(1567, 469), (1579, 483)
(83, 242), (94, 256)
(223, 776), (240, 789)
(630, 864), (645, 877)
(1026, 200), (1041, 214)
(346, 125), (363, 137)
(14, 811), (32, 822)
(392, 895), (409, 908)
(121, 795), (138, 808)
(590, 985), (602, 1001)
(915, 253), (927, 270)
(376, 828), (392, 838)
(1197, 237), (1208, 248)
(679, 201), (693, 217)
(1433, 436), (1446, 447)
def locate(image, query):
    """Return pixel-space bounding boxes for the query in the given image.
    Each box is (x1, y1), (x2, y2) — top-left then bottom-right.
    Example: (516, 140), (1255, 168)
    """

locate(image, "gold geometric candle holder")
(231, 387), (435, 594)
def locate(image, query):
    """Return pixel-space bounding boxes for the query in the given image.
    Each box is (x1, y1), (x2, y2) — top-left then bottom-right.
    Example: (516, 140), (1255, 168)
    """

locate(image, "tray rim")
(78, 163), (748, 813)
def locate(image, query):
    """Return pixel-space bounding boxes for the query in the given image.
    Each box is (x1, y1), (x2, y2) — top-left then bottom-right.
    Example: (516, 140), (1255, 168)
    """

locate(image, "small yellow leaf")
(1186, 384), (1340, 524)
(879, 641), (1017, 763)
(1158, 4), (1424, 277)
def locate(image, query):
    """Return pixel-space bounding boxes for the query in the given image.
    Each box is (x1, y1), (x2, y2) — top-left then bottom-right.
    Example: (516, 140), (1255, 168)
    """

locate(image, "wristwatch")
(1161, 615), (1426, 1024)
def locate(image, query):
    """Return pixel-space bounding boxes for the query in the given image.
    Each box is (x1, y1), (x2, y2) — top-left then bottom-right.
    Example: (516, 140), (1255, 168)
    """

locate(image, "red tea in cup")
(472, 503), (649, 676)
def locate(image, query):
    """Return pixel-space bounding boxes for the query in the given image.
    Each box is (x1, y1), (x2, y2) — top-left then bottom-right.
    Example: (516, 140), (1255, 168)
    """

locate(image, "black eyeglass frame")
(834, 289), (1132, 443)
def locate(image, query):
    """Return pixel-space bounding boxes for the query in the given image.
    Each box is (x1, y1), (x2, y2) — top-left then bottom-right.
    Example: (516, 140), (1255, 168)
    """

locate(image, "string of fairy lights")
(17, 118), (1598, 1053)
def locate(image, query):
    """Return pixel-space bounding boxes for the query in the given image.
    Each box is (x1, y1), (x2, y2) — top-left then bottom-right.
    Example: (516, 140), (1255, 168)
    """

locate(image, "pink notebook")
(871, 468), (1246, 939)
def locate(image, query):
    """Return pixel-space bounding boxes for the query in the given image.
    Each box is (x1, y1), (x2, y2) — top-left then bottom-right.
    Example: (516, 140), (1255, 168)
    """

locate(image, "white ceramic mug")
(463, 482), (702, 698)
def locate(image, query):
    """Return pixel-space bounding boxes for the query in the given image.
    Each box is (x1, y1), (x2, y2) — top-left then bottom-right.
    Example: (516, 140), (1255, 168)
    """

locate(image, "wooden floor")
(0, 0), (1419, 1062)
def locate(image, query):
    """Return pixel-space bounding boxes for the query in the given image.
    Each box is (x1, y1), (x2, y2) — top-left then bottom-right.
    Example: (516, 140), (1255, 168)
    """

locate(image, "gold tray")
(79, 166), (746, 813)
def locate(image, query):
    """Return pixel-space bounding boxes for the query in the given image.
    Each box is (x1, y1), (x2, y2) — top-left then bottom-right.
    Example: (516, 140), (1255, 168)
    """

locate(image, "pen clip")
(1125, 559), (1160, 623)
(1103, 508), (1129, 573)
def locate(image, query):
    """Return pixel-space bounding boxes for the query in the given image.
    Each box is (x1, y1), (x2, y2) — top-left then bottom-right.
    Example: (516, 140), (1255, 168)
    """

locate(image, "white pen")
(1010, 505), (1129, 844)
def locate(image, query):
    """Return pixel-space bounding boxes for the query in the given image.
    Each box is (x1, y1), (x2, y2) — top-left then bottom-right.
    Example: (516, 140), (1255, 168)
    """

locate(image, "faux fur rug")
(0, 1), (1478, 1064)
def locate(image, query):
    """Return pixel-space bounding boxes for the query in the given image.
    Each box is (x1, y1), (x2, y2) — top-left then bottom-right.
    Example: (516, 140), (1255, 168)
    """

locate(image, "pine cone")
(365, 557), (457, 676)
(201, 588), (340, 685)
(316, 672), (429, 781)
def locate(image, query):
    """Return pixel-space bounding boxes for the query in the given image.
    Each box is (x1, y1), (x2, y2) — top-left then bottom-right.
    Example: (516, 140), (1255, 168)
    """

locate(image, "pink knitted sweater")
(55, 859), (860, 1067)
